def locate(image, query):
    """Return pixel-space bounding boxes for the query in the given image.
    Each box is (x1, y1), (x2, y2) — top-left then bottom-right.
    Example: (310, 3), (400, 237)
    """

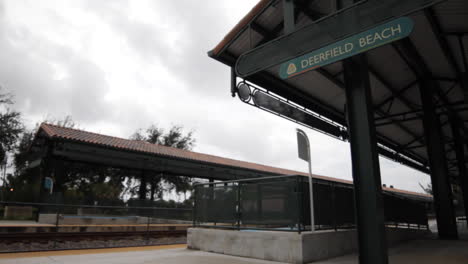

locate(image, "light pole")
(296, 128), (315, 231)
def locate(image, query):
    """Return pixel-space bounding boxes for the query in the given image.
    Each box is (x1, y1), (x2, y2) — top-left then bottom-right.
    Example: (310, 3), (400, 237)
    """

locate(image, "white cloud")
(0, 0), (430, 193)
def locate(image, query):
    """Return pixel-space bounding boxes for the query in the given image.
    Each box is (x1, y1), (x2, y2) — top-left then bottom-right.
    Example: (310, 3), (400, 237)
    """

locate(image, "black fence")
(193, 175), (429, 233)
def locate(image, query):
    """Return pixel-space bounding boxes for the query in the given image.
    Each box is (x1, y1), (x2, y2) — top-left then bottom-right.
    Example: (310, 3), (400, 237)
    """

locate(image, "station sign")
(235, 0), (444, 78)
(279, 17), (413, 79)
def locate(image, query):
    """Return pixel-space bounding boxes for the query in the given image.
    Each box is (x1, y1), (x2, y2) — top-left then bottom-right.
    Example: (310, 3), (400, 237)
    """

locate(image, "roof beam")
(254, 1), (327, 48)
(317, 67), (427, 164)
(375, 116), (421, 127)
(392, 38), (467, 135)
(250, 22), (271, 39)
(374, 80), (419, 110)
(375, 102), (468, 123)
(424, 8), (461, 76)
(295, 0), (326, 21)
(373, 77), (457, 112)
(458, 35), (468, 72)
(369, 67), (422, 115)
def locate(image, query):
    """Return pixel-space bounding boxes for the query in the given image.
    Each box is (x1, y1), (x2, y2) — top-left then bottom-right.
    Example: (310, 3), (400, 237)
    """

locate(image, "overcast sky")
(0, 0), (430, 193)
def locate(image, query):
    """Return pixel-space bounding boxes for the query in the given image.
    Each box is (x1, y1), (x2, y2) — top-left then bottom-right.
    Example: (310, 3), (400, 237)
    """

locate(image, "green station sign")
(279, 17), (414, 80)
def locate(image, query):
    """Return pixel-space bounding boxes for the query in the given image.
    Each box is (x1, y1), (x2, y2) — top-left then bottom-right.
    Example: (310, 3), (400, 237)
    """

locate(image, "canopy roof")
(209, 0), (468, 180)
(30, 123), (431, 200)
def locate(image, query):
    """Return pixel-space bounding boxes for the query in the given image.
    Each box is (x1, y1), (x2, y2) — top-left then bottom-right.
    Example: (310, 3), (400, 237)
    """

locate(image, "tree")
(3, 129), (38, 202)
(131, 124), (195, 201)
(7, 117), (128, 204)
(0, 88), (23, 201)
(0, 88), (23, 153)
(419, 182), (433, 195)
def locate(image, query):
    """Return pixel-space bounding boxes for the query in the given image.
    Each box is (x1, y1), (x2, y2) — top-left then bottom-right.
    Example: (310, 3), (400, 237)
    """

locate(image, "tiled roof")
(38, 123), (432, 199)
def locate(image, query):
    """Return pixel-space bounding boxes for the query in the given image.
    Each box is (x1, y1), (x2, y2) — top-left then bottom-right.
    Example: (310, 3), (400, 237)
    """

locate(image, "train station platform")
(1, 238), (468, 264)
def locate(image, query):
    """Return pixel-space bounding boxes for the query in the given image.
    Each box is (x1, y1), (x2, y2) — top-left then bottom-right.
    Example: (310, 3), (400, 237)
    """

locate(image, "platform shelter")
(208, 0), (468, 263)
(28, 123), (428, 203)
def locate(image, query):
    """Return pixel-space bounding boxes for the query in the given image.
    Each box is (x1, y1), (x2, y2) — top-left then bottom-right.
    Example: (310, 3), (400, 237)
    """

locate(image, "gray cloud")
(84, 0), (239, 98)
(0, 3), (111, 124)
(0, 0), (430, 193)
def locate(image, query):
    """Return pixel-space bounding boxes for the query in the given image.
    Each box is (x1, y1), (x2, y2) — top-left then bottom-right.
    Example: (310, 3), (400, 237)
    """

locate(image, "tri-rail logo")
(279, 17), (414, 79)
(287, 63), (297, 75)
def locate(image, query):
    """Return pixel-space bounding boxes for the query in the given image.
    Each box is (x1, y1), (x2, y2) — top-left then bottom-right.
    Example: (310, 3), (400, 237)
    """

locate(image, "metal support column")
(231, 67), (237, 97)
(419, 80), (458, 239)
(450, 117), (468, 226)
(343, 54), (388, 264)
(283, 0), (295, 34)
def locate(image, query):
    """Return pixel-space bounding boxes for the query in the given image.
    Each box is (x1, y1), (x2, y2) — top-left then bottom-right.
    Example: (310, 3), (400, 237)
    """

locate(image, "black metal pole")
(343, 54), (388, 264)
(192, 186), (197, 227)
(257, 183), (262, 225)
(146, 208), (151, 245)
(332, 183), (337, 231)
(283, 0), (295, 34)
(450, 117), (468, 227)
(231, 67), (237, 97)
(208, 178), (215, 226)
(419, 79), (458, 240)
(237, 182), (241, 230)
(297, 176), (303, 234)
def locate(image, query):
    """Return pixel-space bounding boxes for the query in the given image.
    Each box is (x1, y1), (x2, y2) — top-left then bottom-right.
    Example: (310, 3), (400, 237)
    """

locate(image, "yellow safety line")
(0, 244), (186, 259)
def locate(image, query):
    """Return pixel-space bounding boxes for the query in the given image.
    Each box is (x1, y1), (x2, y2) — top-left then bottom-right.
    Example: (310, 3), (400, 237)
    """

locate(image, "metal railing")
(193, 175), (429, 233)
(193, 175), (307, 232)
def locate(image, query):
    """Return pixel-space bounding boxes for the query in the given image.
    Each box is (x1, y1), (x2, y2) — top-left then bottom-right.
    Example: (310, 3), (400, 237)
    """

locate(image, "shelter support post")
(38, 159), (50, 202)
(450, 117), (468, 226)
(209, 178), (215, 203)
(53, 159), (66, 196)
(419, 80), (458, 239)
(343, 54), (388, 264)
(139, 171), (147, 200)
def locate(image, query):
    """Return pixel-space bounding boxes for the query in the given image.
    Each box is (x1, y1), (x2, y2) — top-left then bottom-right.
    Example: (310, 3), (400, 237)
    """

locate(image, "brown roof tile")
(38, 123), (432, 199)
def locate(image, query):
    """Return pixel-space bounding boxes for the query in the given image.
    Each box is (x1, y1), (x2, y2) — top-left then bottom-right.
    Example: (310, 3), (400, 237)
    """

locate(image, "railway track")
(0, 230), (187, 243)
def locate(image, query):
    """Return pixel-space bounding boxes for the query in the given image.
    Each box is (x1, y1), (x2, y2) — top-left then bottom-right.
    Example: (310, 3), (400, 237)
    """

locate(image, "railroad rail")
(0, 229), (186, 240)
(0, 230), (187, 253)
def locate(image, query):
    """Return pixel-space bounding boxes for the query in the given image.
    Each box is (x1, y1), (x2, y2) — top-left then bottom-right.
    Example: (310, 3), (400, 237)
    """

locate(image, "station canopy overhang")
(208, 0), (468, 180)
(28, 123), (431, 201)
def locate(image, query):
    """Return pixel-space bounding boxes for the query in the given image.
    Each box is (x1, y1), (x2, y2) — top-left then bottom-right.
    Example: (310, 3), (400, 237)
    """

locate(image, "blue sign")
(44, 177), (53, 190)
(279, 17), (414, 80)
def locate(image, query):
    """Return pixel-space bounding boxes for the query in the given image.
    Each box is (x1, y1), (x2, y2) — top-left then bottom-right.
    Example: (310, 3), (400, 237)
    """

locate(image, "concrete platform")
(0, 246), (281, 264)
(188, 227), (430, 263)
(314, 239), (468, 264)
(1, 239), (468, 264)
